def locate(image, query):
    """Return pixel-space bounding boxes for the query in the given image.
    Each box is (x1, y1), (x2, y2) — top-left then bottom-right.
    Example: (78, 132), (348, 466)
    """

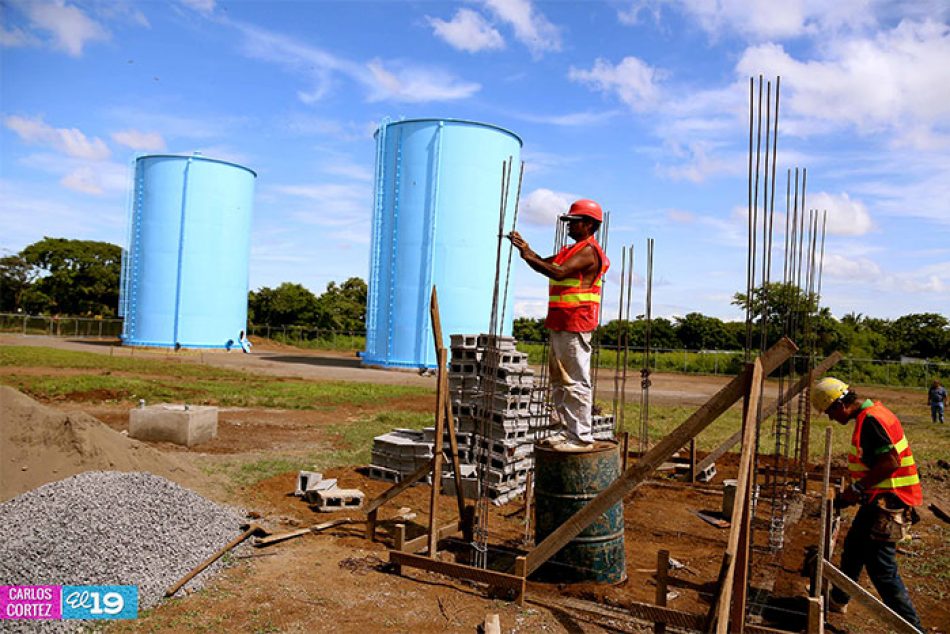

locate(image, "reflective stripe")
(848, 463), (864, 472)
(893, 436), (908, 453)
(550, 294), (602, 304)
(872, 474), (921, 489)
(551, 278), (583, 288)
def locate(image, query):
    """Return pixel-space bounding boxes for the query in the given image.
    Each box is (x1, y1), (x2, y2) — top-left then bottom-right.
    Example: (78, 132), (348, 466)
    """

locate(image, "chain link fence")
(1, 313), (945, 388)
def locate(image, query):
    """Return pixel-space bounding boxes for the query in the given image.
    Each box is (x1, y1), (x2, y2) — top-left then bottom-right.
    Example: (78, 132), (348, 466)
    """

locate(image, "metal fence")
(0, 313), (124, 338)
(1, 313), (945, 388)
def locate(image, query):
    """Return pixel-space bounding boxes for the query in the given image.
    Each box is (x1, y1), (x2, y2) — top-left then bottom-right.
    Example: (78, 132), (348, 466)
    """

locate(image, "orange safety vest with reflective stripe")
(849, 402), (922, 507)
(545, 236), (609, 333)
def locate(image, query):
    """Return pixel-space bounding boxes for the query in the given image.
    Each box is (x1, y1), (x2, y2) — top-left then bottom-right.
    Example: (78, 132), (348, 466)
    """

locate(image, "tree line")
(1, 238), (946, 362)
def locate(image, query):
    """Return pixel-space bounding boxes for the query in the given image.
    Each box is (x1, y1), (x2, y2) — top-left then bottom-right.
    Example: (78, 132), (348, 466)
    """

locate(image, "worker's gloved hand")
(835, 483), (865, 509)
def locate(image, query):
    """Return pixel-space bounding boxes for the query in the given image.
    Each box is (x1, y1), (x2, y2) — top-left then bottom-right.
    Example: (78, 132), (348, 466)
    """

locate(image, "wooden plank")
(715, 359), (764, 634)
(390, 550), (525, 591)
(427, 347), (447, 557)
(514, 557), (527, 607)
(692, 351), (842, 476)
(821, 560), (919, 634)
(430, 286), (467, 521)
(524, 338), (796, 576)
(364, 458), (434, 516)
(399, 521), (461, 555)
(484, 614), (501, 634)
(812, 427), (833, 598)
(254, 518), (353, 547)
(655, 549), (670, 634)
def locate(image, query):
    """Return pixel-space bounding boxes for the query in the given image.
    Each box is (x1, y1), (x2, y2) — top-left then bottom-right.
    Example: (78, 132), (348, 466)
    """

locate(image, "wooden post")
(364, 458), (434, 540)
(427, 347), (447, 557)
(812, 427), (833, 598)
(622, 431), (630, 471)
(655, 549), (670, 634)
(806, 596), (824, 634)
(431, 287), (467, 521)
(514, 556), (527, 607)
(365, 509), (378, 541)
(691, 351), (842, 478)
(523, 471), (533, 545)
(523, 339), (796, 576)
(394, 523), (406, 574)
(713, 359), (763, 634)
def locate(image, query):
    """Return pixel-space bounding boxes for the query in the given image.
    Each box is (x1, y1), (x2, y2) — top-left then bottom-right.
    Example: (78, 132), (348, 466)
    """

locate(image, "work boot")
(828, 598), (848, 614)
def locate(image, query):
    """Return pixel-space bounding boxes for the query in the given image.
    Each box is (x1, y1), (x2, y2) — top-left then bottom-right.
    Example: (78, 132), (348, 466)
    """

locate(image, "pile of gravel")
(0, 471), (246, 631)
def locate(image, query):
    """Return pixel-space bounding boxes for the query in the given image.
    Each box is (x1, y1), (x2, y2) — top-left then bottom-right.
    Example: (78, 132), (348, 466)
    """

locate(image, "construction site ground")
(1, 334), (948, 633)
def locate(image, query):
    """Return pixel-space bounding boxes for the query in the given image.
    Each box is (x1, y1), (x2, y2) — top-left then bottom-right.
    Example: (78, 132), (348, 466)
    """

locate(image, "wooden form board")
(821, 560), (919, 634)
(692, 351), (843, 477)
(523, 337), (797, 576)
(389, 551), (526, 605)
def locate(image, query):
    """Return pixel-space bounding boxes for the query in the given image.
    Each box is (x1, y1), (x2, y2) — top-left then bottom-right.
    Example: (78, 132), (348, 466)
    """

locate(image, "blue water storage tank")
(119, 154), (256, 348)
(364, 118), (523, 369)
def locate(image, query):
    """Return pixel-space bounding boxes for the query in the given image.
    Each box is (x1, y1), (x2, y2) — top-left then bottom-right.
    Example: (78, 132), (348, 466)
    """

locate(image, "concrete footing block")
(314, 488), (365, 512)
(129, 404), (217, 447)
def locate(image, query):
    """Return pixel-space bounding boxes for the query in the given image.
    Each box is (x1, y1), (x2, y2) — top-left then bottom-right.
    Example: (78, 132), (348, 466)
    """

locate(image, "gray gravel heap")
(0, 471), (246, 631)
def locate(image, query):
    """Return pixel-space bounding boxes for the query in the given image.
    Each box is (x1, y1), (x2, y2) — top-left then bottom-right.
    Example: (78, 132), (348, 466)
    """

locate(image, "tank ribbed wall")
(364, 118), (523, 369)
(119, 154), (256, 349)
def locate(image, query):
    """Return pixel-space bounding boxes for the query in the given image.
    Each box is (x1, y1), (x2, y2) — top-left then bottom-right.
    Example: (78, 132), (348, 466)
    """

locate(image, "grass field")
(0, 345), (428, 409)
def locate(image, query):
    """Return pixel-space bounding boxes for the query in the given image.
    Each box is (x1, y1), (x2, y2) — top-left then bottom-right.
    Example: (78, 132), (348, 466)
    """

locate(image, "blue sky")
(2, 0), (948, 323)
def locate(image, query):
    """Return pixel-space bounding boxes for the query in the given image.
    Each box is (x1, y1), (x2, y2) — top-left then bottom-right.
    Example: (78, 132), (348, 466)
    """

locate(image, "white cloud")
(365, 59), (480, 103)
(60, 166), (105, 195)
(427, 8), (504, 53)
(179, 0), (215, 15)
(0, 24), (40, 47)
(569, 56), (664, 112)
(4, 115), (111, 160)
(235, 21), (480, 104)
(519, 188), (577, 226)
(481, 0), (561, 57)
(810, 191), (873, 236)
(735, 21), (950, 146)
(272, 182), (371, 224)
(628, 0), (877, 41)
(18, 0), (110, 56)
(821, 253), (882, 281)
(513, 109), (622, 127)
(111, 129), (167, 151)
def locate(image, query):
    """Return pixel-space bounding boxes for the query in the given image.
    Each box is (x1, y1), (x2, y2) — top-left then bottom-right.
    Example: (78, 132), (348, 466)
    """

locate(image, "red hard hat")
(560, 199), (603, 223)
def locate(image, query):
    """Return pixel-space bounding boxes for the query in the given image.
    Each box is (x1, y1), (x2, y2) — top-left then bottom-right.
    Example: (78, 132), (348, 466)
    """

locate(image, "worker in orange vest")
(509, 199), (609, 450)
(812, 377), (923, 631)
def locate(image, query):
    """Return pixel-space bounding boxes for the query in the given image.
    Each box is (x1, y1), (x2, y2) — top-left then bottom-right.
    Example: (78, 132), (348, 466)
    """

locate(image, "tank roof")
(374, 118), (523, 146)
(135, 153), (257, 177)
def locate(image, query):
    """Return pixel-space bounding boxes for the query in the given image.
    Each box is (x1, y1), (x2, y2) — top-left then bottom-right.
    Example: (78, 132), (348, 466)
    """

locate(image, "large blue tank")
(119, 154), (256, 349)
(364, 118), (523, 369)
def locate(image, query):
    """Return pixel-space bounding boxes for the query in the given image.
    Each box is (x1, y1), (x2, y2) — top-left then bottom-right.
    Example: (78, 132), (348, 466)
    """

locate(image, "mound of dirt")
(0, 386), (207, 502)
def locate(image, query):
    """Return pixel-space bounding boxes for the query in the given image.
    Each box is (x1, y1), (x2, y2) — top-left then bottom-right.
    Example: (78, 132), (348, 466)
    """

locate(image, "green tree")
(248, 283), (320, 326)
(886, 313), (949, 360)
(314, 277), (367, 331)
(732, 282), (821, 349)
(18, 238), (121, 316)
(0, 254), (36, 312)
(674, 312), (734, 350)
(513, 317), (546, 343)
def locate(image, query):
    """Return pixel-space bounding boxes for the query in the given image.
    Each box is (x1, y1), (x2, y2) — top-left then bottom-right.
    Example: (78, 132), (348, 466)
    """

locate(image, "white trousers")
(548, 330), (594, 443)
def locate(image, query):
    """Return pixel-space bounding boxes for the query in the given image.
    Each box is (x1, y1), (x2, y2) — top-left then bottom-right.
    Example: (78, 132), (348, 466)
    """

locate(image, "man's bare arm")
(509, 231), (597, 281)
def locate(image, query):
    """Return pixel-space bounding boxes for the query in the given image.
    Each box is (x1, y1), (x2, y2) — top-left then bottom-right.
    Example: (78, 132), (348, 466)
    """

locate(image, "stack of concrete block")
(591, 413), (616, 441)
(367, 429), (433, 484)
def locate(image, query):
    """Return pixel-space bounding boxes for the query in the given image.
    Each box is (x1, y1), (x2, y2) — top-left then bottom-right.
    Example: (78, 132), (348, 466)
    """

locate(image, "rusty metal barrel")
(533, 440), (626, 583)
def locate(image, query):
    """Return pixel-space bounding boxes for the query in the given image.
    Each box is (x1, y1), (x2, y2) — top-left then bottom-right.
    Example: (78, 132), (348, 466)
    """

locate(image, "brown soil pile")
(1, 386), (206, 502)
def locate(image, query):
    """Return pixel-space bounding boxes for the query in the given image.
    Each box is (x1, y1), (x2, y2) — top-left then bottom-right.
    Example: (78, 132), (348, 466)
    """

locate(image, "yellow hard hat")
(812, 377), (850, 413)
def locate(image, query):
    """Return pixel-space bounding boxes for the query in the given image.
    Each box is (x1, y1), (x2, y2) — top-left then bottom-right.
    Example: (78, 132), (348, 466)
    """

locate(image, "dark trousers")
(831, 503), (923, 631)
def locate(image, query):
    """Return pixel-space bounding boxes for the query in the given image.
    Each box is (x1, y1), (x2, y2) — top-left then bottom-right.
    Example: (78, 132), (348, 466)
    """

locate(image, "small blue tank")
(119, 154), (256, 349)
(364, 118), (523, 369)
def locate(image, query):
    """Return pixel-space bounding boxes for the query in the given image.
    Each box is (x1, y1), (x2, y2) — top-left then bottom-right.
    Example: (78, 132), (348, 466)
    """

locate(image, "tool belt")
(868, 497), (920, 543)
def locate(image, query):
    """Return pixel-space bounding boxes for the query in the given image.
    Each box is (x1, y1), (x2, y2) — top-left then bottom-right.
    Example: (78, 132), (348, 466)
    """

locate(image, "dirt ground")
(3, 335), (948, 633)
